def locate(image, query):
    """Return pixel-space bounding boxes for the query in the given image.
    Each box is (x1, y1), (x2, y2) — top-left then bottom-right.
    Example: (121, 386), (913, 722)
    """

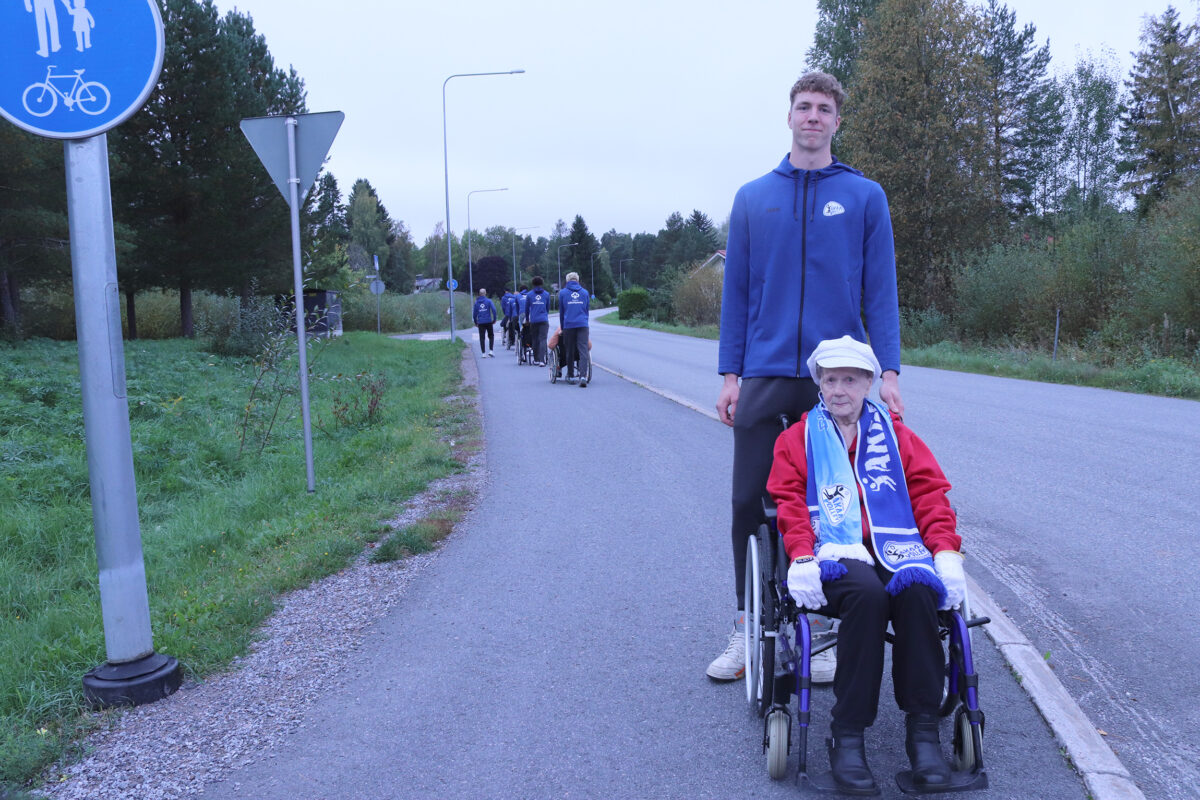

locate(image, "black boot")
(905, 713), (951, 789)
(827, 730), (878, 795)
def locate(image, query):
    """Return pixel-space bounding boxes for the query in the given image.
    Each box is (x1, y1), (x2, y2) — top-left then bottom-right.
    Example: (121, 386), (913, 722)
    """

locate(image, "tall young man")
(709, 71), (905, 682)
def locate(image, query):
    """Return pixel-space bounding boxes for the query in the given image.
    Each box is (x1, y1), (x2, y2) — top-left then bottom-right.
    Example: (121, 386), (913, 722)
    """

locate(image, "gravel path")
(35, 352), (482, 800)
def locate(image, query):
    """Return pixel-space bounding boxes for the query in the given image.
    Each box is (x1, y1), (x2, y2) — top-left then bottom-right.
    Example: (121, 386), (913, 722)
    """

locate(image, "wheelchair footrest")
(895, 768), (988, 794)
(801, 771), (882, 796)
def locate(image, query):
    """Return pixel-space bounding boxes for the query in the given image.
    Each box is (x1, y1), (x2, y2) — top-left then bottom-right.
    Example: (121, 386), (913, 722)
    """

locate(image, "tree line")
(809, 0), (1200, 360)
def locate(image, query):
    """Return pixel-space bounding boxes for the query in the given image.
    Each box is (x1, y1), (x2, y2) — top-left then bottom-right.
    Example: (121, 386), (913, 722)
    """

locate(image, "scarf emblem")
(819, 484), (852, 524)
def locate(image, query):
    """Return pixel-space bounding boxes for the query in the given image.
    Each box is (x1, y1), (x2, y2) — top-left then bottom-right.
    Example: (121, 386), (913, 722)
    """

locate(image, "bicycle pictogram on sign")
(22, 65), (110, 117)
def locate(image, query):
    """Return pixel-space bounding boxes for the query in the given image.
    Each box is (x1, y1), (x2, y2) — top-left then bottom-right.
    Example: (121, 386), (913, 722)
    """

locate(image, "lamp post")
(512, 226), (538, 291)
(556, 242), (577, 289)
(466, 187), (507, 298)
(442, 69), (524, 341)
(619, 258), (634, 291)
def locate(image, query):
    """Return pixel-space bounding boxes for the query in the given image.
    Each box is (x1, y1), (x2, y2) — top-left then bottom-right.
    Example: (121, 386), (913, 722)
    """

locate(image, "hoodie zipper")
(796, 171), (810, 377)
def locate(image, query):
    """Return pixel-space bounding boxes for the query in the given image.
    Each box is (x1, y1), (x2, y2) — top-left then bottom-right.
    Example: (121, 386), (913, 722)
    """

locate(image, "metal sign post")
(240, 111), (344, 495)
(1, 0), (180, 707)
(371, 254), (384, 334)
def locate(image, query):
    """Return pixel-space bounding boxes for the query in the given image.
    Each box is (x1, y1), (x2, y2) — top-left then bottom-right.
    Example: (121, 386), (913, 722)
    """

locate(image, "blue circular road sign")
(448, 279), (459, 290)
(0, 0), (164, 139)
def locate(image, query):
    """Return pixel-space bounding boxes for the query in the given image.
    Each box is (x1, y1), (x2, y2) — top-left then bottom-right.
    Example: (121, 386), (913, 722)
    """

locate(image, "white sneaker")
(810, 633), (837, 685)
(706, 630), (746, 681)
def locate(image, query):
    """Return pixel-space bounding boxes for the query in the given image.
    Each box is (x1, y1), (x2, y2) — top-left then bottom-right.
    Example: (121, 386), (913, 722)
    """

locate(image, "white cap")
(806, 335), (881, 381)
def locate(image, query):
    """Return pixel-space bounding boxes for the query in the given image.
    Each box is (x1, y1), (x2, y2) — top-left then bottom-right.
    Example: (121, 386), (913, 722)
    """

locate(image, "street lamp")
(512, 226), (538, 291)
(557, 242), (577, 290)
(619, 258), (634, 291)
(442, 69), (524, 342)
(467, 187), (507, 297)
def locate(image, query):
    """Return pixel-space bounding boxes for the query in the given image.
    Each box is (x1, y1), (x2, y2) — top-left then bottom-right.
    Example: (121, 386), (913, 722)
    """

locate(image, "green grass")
(0, 333), (470, 791)
(595, 313), (720, 340)
(903, 341), (1200, 399)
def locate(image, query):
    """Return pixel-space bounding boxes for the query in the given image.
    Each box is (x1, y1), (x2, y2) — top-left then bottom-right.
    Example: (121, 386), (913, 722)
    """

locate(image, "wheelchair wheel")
(548, 348), (559, 382)
(766, 709), (790, 780)
(952, 706), (984, 772)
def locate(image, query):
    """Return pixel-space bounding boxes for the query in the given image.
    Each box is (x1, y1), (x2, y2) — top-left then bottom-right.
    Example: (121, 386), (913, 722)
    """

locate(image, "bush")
(671, 266), (722, 327)
(617, 287), (651, 320)
(900, 306), (954, 348)
(197, 291), (289, 357)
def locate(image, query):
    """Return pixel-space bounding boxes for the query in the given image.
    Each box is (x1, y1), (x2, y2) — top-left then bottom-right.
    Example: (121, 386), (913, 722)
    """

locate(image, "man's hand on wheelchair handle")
(934, 551), (966, 610)
(787, 559), (826, 610)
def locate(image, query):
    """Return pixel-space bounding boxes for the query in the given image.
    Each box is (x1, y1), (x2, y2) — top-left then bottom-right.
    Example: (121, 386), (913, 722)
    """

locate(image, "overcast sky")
(215, 0), (1176, 244)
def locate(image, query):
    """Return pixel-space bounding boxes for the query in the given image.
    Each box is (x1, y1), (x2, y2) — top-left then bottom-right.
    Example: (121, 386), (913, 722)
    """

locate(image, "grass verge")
(595, 313), (720, 340)
(0, 332), (470, 792)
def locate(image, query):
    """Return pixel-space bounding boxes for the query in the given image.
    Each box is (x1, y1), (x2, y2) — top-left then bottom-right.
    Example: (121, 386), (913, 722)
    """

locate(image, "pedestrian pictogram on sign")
(0, 0), (164, 139)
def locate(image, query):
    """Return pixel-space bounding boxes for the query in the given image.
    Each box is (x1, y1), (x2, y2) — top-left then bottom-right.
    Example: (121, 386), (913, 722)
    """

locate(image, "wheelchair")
(745, 503), (989, 794)
(548, 338), (592, 385)
(516, 324), (535, 366)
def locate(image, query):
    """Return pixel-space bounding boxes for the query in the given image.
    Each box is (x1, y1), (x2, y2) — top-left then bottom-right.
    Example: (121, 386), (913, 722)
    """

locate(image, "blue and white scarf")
(805, 398), (946, 603)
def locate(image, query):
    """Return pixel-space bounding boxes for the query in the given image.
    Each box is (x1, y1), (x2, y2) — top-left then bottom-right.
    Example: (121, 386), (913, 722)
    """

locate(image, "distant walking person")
(25, 0), (62, 58)
(558, 272), (591, 387)
(61, 0), (94, 52)
(472, 288), (497, 357)
(526, 277), (552, 367)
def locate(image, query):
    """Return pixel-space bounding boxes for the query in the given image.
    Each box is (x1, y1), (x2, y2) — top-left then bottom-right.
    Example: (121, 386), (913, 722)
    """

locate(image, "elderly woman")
(766, 335), (966, 795)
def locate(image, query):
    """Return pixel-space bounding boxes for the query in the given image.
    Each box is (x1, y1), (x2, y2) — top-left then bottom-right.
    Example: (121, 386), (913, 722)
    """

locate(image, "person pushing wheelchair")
(766, 336), (966, 796)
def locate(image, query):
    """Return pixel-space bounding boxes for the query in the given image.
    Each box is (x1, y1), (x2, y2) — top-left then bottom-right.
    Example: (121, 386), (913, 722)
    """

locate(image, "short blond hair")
(565, 272), (580, 282)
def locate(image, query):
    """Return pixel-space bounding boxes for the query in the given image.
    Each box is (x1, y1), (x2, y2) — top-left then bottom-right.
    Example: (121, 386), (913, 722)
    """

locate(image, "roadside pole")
(0, 0), (181, 707)
(240, 111), (344, 495)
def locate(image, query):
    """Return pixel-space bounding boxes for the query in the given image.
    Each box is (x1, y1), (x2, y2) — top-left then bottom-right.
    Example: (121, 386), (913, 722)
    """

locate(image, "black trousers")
(731, 376), (819, 607)
(563, 327), (589, 378)
(530, 321), (549, 363)
(476, 322), (493, 352)
(819, 560), (944, 732)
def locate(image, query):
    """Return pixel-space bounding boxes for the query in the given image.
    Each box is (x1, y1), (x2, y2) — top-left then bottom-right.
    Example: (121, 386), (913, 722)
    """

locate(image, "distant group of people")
(472, 273), (591, 386)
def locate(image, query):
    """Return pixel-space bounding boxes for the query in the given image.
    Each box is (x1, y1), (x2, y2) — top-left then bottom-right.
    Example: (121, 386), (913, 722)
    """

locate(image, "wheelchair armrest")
(762, 497), (778, 522)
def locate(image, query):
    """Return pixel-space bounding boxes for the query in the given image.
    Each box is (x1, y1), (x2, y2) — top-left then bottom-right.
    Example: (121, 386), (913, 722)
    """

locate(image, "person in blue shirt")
(500, 289), (517, 349)
(557, 272), (591, 386)
(471, 289), (497, 357)
(709, 72), (905, 712)
(526, 277), (552, 366)
(516, 285), (531, 361)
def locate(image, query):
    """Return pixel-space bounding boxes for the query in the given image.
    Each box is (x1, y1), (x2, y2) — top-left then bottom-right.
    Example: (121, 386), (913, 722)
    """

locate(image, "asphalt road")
(198, 329), (1089, 800)
(590, 313), (1200, 800)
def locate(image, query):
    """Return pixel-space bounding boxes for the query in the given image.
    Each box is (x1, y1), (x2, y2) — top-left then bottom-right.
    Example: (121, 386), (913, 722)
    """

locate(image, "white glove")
(787, 558), (827, 610)
(934, 551), (966, 610)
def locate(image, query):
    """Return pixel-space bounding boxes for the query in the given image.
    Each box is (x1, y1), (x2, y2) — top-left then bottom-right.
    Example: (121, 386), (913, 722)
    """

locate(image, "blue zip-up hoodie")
(500, 291), (515, 318)
(527, 287), (551, 324)
(472, 296), (496, 325)
(718, 155), (900, 379)
(558, 281), (590, 329)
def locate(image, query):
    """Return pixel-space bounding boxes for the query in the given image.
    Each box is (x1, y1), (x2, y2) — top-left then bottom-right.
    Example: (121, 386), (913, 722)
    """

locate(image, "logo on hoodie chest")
(823, 201), (845, 217)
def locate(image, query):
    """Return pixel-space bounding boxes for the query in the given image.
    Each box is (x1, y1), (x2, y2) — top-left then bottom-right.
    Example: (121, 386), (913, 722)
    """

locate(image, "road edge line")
(593, 362), (721, 422)
(967, 575), (1146, 800)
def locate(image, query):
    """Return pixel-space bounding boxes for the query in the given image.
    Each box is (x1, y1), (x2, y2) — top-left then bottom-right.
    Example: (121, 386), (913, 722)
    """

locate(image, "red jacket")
(766, 410), (961, 562)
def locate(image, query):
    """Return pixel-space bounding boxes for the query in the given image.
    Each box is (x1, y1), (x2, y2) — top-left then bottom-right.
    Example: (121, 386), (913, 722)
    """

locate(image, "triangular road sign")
(240, 111), (344, 203)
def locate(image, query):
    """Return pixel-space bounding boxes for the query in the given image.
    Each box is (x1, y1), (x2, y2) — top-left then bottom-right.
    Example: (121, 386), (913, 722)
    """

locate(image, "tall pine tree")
(1118, 5), (1200, 213)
